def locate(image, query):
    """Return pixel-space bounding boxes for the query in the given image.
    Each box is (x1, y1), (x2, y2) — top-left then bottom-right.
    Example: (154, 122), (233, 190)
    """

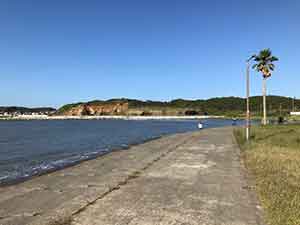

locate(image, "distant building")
(290, 112), (300, 116)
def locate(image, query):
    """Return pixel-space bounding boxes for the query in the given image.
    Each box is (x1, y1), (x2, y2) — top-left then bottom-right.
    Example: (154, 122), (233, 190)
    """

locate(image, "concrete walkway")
(71, 127), (263, 225)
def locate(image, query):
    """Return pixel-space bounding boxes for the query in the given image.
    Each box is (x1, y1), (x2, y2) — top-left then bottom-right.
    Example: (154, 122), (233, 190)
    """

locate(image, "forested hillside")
(57, 96), (299, 116)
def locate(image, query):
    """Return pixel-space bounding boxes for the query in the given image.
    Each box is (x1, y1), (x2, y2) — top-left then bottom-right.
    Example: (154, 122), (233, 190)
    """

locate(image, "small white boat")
(198, 123), (203, 129)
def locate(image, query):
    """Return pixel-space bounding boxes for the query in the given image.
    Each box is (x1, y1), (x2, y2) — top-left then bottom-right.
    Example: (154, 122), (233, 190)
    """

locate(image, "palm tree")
(252, 49), (278, 125)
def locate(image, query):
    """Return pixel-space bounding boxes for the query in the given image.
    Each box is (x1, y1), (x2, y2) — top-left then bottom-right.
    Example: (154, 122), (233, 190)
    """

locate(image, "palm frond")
(259, 49), (272, 58)
(251, 48), (278, 78)
(268, 63), (275, 71)
(270, 56), (279, 62)
(247, 54), (256, 62)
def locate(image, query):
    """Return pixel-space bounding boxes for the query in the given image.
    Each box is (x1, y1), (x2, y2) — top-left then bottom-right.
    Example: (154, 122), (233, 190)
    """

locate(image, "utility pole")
(279, 103), (282, 116)
(245, 55), (255, 140)
(292, 96), (295, 112)
(246, 61), (250, 141)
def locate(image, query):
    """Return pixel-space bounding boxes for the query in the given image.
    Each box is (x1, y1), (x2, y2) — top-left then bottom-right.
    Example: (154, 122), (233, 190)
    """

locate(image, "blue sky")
(1, 0), (299, 108)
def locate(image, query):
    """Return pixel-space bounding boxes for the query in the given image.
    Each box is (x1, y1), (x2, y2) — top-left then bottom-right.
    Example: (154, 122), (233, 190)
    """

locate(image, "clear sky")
(1, 0), (299, 108)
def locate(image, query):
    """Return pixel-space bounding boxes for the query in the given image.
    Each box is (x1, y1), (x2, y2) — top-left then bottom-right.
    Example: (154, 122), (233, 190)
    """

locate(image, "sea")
(0, 119), (245, 185)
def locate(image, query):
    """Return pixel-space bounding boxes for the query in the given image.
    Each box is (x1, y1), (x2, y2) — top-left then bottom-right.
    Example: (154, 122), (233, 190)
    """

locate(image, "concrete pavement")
(71, 127), (263, 225)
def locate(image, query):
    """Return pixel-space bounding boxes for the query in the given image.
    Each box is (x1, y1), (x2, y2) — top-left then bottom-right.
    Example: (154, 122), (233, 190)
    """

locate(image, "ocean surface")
(0, 119), (245, 185)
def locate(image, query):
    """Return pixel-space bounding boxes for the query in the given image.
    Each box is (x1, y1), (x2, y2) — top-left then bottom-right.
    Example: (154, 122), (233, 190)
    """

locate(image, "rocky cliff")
(60, 102), (128, 116)
(57, 99), (205, 116)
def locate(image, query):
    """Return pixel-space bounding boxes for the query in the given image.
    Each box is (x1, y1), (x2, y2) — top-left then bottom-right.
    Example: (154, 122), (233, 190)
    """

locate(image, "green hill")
(57, 95), (300, 117)
(0, 106), (56, 114)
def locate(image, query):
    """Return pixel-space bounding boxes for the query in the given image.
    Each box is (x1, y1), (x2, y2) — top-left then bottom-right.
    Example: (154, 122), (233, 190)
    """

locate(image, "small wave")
(0, 175), (9, 181)
(0, 148), (113, 186)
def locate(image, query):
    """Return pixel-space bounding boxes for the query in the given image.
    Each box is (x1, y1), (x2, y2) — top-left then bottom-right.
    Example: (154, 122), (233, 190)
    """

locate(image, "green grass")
(288, 115), (300, 121)
(234, 125), (300, 225)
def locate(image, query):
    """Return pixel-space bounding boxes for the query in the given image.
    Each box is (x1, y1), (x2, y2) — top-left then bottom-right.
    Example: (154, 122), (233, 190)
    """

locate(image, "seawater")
(0, 119), (245, 185)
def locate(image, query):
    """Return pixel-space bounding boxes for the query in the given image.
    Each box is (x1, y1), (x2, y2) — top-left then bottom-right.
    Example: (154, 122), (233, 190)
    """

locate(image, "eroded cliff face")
(62, 102), (129, 116)
(59, 101), (204, 116)
(127, 108), (186, 116)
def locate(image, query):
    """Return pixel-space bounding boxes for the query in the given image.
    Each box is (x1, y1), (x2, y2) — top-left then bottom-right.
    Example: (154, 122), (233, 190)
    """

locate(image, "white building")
(290, 112), (300, 116)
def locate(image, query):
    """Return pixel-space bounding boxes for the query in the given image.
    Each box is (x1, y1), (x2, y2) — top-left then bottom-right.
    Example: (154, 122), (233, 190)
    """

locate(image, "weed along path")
(71, 127), (263, 225)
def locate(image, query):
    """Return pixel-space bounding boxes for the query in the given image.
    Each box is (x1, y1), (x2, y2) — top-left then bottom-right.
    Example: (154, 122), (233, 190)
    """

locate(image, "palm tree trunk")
(262, 77), (267, 125)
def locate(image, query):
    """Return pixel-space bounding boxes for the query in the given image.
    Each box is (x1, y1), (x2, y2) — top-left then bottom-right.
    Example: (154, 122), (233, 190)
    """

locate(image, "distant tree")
(252, 49), (279, 125)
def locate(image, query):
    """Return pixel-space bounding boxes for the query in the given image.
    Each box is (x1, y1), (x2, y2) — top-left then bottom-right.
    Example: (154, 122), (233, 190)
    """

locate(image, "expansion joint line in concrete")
(68, 136), (193, 223)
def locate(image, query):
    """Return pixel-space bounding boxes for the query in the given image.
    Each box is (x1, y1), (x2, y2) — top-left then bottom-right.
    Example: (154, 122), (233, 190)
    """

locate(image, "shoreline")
(0, 130), (197, 225)
(0, 133), (165, 188)
(0, 118), (244, 187)
(0, 115), (224, 121)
